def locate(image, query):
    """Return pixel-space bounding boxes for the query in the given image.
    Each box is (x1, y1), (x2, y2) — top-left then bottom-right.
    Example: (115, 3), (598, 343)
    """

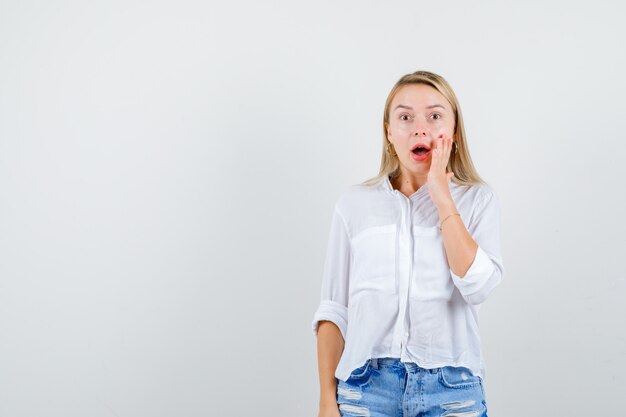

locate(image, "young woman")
(312, 70), (504, 417)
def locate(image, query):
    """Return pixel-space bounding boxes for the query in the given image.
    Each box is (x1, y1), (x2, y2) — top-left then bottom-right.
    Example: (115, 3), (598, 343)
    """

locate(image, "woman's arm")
(437, 188), (505, 305)
(316, 321), (344, 409)
(312, 204), (351, 413)
(437, 200), (478, 278)
(427, 136), (504, 304)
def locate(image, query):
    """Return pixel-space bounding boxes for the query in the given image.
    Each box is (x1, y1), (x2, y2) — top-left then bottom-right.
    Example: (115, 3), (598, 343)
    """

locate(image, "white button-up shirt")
(312, 175), (504, 382)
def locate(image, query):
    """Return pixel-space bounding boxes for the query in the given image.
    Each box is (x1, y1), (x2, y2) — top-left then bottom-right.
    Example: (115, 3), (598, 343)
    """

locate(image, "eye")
(400, 114), (412, 121)
(431, 113), (442, 120)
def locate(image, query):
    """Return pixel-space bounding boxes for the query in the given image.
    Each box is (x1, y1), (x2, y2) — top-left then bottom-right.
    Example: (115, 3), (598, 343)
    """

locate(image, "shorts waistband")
(370, 357), (440, 373)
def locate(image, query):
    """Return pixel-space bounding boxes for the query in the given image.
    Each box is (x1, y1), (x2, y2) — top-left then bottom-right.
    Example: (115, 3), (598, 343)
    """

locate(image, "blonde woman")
(312, 70), (504, 417)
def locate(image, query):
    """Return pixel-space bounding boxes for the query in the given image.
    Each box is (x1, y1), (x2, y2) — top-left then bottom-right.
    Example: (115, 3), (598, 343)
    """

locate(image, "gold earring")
(387, 141), (397, 157)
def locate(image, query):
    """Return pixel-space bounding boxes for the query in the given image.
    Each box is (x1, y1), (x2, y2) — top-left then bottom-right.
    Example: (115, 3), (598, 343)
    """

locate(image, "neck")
(391, 171), (428, 195)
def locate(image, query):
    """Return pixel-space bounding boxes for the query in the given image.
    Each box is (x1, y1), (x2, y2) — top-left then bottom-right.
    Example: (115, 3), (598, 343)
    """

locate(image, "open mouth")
(411, 144), (431, 156)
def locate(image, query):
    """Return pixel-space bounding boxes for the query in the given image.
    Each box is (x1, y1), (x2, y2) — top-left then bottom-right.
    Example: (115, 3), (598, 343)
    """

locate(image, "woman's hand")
(427, 134), (455, 209)
(318, 402), (341, 417)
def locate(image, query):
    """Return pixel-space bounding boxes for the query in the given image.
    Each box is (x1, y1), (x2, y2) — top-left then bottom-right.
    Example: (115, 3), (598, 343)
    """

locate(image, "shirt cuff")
(312, 300), (348, 340)
(450, 245), (496, 298)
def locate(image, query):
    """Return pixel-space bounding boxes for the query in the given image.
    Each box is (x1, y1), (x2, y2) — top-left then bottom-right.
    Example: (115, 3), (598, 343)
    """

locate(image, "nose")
(413, 124), (429, 137)
(412, 118), (430, 137)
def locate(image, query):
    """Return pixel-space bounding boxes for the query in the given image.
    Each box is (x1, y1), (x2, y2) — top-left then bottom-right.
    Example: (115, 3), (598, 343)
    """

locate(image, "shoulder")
(334, 180), (384, 213)
(473, 182), (496, 199)
(465, 183), (500, 213)
(449, 180), (497, 205)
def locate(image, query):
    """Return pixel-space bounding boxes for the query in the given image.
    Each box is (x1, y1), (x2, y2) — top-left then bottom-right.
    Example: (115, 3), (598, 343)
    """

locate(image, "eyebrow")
(394, 104), (446, 111)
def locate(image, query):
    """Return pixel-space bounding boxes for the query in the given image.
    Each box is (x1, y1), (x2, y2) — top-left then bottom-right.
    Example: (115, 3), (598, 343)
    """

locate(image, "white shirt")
(311, 175), (504, 382)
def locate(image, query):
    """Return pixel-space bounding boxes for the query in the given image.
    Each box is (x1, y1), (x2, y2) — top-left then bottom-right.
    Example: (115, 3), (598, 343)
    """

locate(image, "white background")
(1, 1), (624, 416)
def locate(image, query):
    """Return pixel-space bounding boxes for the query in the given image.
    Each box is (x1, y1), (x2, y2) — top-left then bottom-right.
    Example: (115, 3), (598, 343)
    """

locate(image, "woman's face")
(386, 83), (455, 176)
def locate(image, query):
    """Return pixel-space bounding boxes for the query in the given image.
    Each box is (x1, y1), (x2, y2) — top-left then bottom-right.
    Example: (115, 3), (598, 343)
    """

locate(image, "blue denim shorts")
(336, 357), (488, 417)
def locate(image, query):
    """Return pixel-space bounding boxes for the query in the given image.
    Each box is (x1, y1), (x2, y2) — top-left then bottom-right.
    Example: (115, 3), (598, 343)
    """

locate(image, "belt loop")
(371, 358), (378, 369)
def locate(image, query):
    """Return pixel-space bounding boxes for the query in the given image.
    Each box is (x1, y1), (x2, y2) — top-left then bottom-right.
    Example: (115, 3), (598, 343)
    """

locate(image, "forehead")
(391, 83), (450, 109)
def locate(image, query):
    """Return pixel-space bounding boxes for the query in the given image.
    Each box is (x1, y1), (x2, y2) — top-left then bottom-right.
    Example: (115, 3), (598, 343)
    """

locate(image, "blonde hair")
(361, 70), (488, 187)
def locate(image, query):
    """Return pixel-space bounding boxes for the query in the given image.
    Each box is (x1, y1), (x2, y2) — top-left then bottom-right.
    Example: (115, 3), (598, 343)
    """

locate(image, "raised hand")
(427, 134), (455, 208)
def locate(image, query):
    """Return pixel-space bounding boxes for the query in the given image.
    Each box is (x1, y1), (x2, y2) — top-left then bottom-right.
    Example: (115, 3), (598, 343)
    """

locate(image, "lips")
(410, 143), (431, 161)
(411, 143), (431, 154)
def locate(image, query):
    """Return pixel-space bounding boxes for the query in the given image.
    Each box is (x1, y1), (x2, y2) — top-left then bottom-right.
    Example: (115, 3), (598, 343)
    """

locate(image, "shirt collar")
(382, 174), (427, 194)
(381, 174), (458, 198)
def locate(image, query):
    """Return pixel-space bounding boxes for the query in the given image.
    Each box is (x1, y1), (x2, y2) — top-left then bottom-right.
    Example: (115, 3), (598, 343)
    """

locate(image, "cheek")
(394, 124), (413, 135)
(434, 124), (454, 137)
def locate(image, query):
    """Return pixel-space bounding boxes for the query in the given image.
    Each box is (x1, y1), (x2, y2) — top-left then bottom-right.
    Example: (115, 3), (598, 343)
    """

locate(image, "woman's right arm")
(316, 321), (344, 416)
(312, 205), (352, 416)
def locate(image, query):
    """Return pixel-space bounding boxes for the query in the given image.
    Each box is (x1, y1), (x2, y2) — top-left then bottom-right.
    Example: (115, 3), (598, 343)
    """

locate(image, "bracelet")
(439, 212), (461, 232)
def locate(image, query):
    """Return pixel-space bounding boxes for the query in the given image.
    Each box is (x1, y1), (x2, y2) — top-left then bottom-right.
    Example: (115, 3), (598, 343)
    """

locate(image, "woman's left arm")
(428, 136), (505, 305)
(437, 199), (479, 279)
(437, 192), (505, 305)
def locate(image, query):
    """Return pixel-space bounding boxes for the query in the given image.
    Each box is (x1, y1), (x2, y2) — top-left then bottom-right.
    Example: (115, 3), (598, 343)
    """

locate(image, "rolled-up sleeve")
(311, 205), (350, 340)
(450, 188), (505, 305)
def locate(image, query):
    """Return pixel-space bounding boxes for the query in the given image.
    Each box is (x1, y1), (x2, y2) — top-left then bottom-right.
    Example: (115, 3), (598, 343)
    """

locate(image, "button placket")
(402, 197), (414, 356)
(394, 193), (413, 358)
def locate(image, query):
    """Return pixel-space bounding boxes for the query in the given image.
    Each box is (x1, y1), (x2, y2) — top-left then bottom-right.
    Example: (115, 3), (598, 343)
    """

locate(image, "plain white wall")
(1, 1), (624, 416)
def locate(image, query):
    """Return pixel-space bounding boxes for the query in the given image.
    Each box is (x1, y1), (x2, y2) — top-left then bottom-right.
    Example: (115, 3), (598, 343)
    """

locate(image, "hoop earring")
(387, 141), (397, 157)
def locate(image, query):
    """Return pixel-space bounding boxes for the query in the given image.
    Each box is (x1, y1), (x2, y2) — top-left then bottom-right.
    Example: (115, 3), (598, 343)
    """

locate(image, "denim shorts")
(336, 357), (488, 417)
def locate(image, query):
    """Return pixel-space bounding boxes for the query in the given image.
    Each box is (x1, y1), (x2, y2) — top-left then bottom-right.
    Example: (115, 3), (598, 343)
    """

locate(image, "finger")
(430, 147), (438, 172)
(432, 139), (440, 171)
(439, 136), (446, 171)
(441, 138), (450, 173)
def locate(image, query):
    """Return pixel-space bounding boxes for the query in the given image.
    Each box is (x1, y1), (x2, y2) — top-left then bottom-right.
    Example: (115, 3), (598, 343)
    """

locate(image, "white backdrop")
(1, 1), (624, 416)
